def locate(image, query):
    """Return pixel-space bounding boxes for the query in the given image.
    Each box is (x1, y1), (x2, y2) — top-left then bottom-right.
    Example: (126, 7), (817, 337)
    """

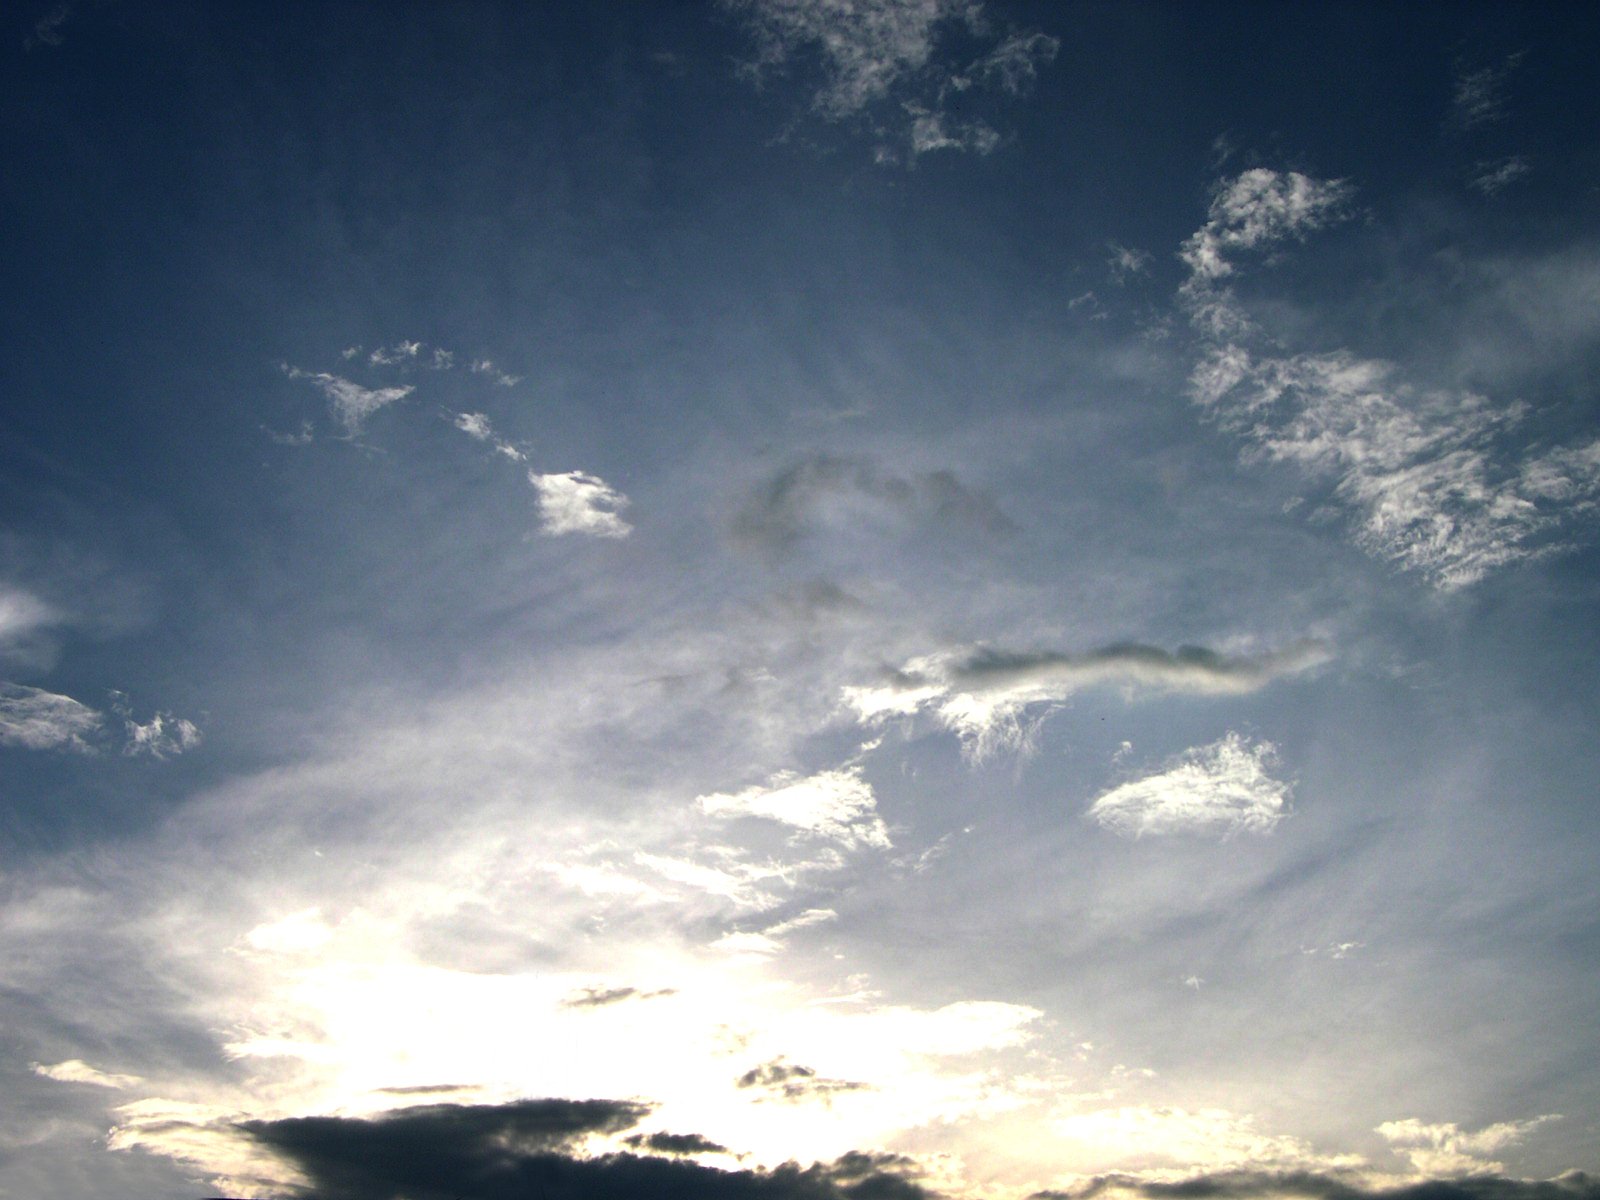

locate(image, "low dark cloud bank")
(232, 1098), (931, 1200)
(1035, 1171), (1600, 1200)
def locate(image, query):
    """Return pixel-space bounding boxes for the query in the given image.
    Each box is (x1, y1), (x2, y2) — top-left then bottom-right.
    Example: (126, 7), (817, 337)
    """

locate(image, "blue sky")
(4, 3), (1600, 1199)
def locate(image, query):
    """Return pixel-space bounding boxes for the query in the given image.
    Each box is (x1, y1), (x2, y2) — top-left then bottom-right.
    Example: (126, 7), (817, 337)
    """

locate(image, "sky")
(3, 2), (1600, 1199)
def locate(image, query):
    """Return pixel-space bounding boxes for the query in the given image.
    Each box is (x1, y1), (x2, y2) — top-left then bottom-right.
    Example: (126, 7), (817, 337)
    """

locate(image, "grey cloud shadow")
(235, 1098), (931, 1200)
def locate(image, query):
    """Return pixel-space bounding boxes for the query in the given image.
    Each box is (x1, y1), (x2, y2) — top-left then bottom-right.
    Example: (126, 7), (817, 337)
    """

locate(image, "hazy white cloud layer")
(4, 7), (1598, 1200)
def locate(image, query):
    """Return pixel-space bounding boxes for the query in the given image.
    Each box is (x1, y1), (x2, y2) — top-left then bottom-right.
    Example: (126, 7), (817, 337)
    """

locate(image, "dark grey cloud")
(925, 641), (1329, 696)
(1035, 1169), (1600, 1200)
(736, 1059), (870, 1101)
(235, 1099), (932, 1200)
(562, 985), (677, 1008)
(624, 1131), (730, 1155)
(733, 455), (1013, 553)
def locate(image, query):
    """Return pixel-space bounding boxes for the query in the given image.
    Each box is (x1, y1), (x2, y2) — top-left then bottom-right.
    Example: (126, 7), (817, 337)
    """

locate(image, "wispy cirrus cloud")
(1471, 156), (1531, 197)
(724, 0), (1058, 161)
(1452, 54), (1523, 131)
(1179, 168), (1600, 589)
(1085, 733), (1290, 839)
(844, 640), (1329, 759)
(282, 365), (413, 436)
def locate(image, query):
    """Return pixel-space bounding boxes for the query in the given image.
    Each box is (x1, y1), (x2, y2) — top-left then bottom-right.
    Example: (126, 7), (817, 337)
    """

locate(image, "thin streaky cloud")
(1452, 54), (1523, 131)
(697, 766), (890, 850)
(30, 1059), (142, 1089)
(1471, 156), (1531, 197)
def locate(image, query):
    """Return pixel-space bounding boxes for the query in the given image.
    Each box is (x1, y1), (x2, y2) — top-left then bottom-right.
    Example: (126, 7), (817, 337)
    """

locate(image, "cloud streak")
(844, 640), (1329, 759)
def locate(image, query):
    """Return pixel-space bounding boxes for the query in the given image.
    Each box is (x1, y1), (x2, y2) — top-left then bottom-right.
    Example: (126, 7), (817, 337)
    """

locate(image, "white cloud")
(698, 767), (890, 850)
(1377, 1115), (1559, 1177)
(528, 470), (632, 538)
(123, 711), (203, 759)
(1180, 169), (1352, 287)
(0, 586), (55, 644)
(844, 640), (1329, 760)
(1180, 169), (1600, 589)
(30, 1059), (142, 1089)
(1452, 55), (1521, 130)
(368, 340), (422, 366)
(1051, 1105), (1361, 1175)
(283, 366), (412, 435)
(725, 0), (1057, 160)
(1191, 345), (1600, 589)
(452, 411), (526, 461)
(1107, 243), (1151, 282)
(1086, 733), (1290, 839)
(470, 359), (521, 387)
(0, 682), (102, 752)
(1471, 155), (1531, 197)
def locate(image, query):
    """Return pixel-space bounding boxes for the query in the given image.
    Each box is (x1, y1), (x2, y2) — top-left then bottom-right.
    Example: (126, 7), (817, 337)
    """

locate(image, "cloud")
(30, 1060), (142, 1089)
(737, 1058), (870, 1101)
(283, 366), (413, 435)
(528, 471), (633, 538)
(1179, 170), (1600, 588)
(232, 1099), (935, 1200)
(120, 709), (202, 759)
(1377, 1117), (1562, 1178)
(698, 767), (890, 850)
(843, 640), (1329, 759)
(471, 358), (522, 387)
(624, 1131), (729, 1155)
(1048, 1106), (1361, 1177)
(725, 0), (1057, 160)
(1189, 345), (1600, 589)
(1177, 170), (1351, 338)
(562, 986), (677, 1009)
(1086, 733), (1290, 839)
(1108, 243), (1152, 282)
(25, 2), (73, 49)
(1453, 55), (1522, 131)
(368, 339), (422, 366)
(0, 584), (60, 669)
(734, 455), (1012, 552)
(0, 681), (102, 752)
(1036, 1168), (1600, 1200)
(452, 411), (526, 461)
(1471, 156), (1531, 197)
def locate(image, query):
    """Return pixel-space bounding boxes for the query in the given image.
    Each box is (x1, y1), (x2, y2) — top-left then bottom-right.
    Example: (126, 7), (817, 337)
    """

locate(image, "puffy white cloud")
(528, 470), (632, 538)
(122, 710), (202, 759)
(0, 682), (102, 752)
(1086, 733), (1290, 839)
(1377, 1115), (1560, 1177)
(452, 411), (526, 461)
(698, 767), (889, 850)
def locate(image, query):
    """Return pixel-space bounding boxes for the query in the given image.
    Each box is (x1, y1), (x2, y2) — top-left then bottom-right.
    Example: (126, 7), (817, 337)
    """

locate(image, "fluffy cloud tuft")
(0, 681), (103, 752)
(1086, 733), (1290, 839)
(698, 767), (889, 849)
(529, 471), (633, 538)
